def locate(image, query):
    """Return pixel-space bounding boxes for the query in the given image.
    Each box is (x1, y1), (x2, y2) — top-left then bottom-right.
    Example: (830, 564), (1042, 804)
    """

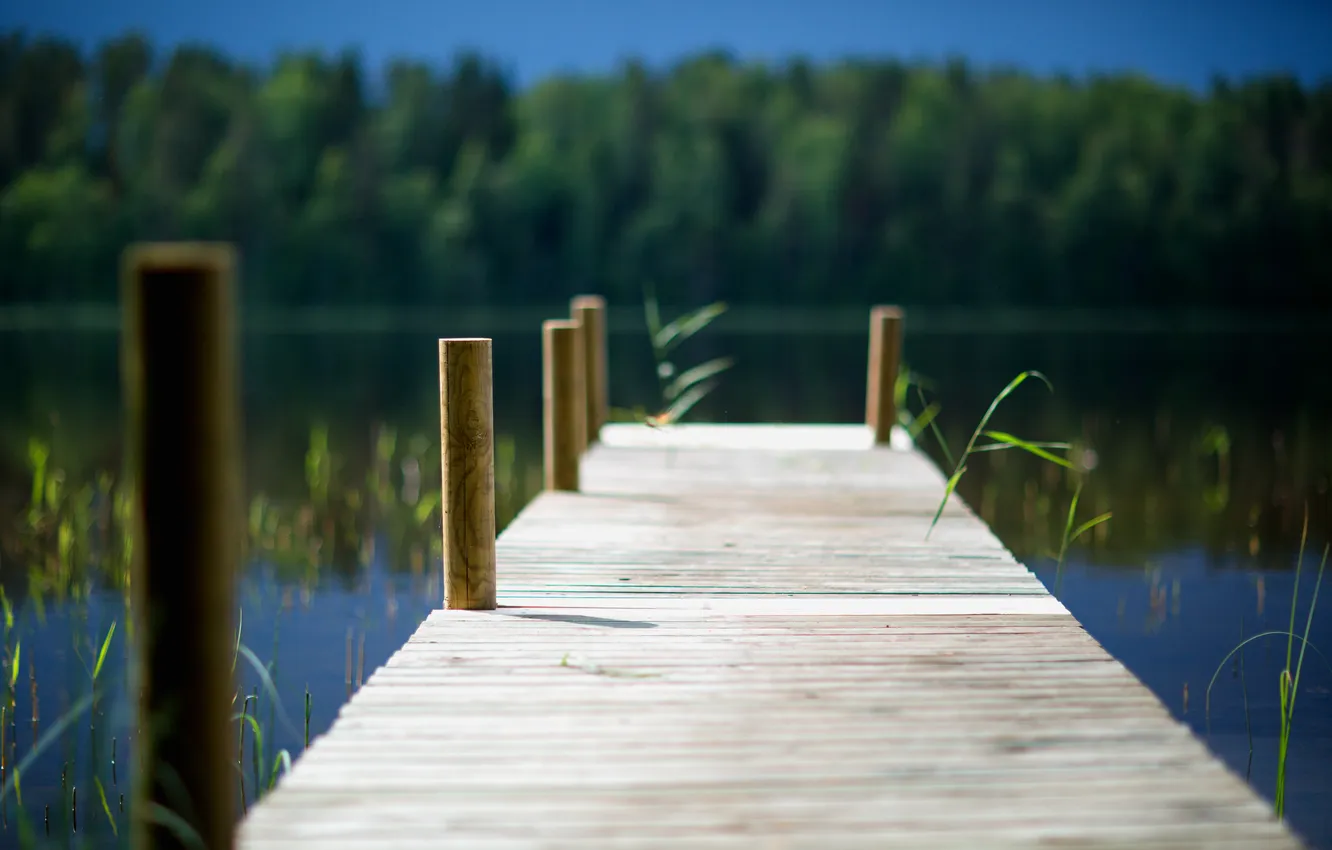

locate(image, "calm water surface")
(1, 323), (1329, 847)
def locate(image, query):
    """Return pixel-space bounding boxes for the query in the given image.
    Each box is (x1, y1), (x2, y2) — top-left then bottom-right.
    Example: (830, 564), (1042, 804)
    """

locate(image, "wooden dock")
(237, 421), (1305, 849)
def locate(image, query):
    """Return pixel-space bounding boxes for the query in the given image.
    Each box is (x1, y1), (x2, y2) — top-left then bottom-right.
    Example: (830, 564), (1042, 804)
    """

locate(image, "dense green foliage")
(1, 31), (1329, 309)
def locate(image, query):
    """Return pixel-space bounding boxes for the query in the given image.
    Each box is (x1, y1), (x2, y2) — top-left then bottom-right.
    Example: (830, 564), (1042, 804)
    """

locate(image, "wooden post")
(121, 242), (238, 850)
(865, 305), (904, 445)
(564, 317), (588, 454)
(438, 338), (498, 610)
(570, 295), (608, 447)
(543, 319), (584, 491)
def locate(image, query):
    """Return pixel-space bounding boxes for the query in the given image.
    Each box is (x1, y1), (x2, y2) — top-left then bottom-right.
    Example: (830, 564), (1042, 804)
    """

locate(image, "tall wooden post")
(543, 319), (584, 491)
(438, 338), (498, 610)
(570, 295), (608, 448)
(865, 305), (904, 445)
(121, 242), (239, 850)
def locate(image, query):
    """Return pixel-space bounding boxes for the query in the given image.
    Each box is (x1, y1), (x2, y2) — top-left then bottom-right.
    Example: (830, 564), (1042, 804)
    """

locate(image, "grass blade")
(93, 621), (116, 682)
(975, 371), (1054, 439)
(1061, 482), (1083, 553)
(650, 378), (720, 427)
(95, 776), (117, 837)
(1239, 617), (1253, 779)
(1070, 512), (1113, 542)
(915, 386), (954, 469)
(906, 402), (941, 439)
(926, 370), (1054, 540)
(234, 709), (264, 781)
(0, 693), (94, 803)
(269, 749), (293, 789)
(236, 644), (301, 740)
(235, 708), (265, 797)
(1277, 670), (1291, 816)
(413, 491), (440, 526)
(978, 431), (1075, 467)
(1053, 479), (1084, 596)
(1205, 630), (1332, 721)
(893, 367), (930, 413)
(1287, 508), (1308, 677)
(653, 302), (727, 355)
(232, 607), (243, 675)
(144, 802), (205, 850)
(968, 441), (1071, 454)
(926, 465), (967, 537)
(663, 357), (734, 402)
(642, 281), (662, 342)
(1287, 543), (1327, 721)
(8, 641), (17, 688)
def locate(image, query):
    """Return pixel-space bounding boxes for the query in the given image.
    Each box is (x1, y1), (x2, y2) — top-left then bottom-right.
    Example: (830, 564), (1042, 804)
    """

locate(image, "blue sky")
(3, 0), (1330, 90)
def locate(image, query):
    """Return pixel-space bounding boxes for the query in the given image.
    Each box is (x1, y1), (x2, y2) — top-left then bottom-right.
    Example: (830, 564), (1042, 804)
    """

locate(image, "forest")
(0, 30), (1329, 310)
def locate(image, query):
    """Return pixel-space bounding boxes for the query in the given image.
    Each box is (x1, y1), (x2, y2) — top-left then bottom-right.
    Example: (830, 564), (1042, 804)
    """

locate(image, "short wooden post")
(865, 305), (904, 445)
(570, 295), (608, 447)
(543, 319), (584, 491)
(564, 318), (588, 454)
(120, 242), (238, 850)
(438, 338), (497, 610)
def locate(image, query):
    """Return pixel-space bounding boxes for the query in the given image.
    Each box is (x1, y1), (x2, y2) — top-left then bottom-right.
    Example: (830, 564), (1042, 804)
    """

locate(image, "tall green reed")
(918, 371), (1111, 565)
(0, 424), (426, 843)
(1206, 512), (1329, 820)
(610, 282), (734, 427)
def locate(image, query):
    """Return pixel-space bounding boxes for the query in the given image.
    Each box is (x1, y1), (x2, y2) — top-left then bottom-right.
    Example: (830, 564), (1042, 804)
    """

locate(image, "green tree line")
(1, 31), (1329, 309)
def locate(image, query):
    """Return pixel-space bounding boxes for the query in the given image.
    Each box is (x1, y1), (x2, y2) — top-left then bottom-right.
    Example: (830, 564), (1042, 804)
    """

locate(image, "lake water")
(1, 320), (1330, 848)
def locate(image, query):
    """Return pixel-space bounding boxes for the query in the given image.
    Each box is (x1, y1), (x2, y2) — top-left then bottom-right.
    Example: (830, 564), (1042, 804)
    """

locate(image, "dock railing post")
(543, 319), (584, 491)
(121, 242), (239, 850)
(865, 305), (904, 445)
(438, 338), (498, 610)
(570, 295), (608, 448)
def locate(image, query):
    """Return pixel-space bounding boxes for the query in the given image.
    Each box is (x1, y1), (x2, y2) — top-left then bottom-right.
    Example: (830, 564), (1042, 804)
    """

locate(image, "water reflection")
(1, 325), (1330, 847)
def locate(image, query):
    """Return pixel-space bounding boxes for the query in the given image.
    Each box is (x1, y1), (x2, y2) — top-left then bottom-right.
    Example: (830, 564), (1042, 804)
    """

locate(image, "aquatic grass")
(94, 775), (116, 836)
(236, 644), (301, 743)
(0, 423), (465, 843)
(0, 693), (94, 805)
(1278, 537), (1327, 818)
(636, 281), (734, 427)
(92, 621), (115, 683)
(305, 424), (333, 513)
(1051, 478), (1114, 596)
(909, 371), (1112, 592)
(9, 419), (498, 611)
(144, 799), (206, 850)
(925, 371), (1063, 540)
(1200, 425), (1232, 512)
(894, 368), (948, 451)
(1205, 512), (1329, 820)
(25, 438), (49, 530)
(1238, 616), (1254, 780)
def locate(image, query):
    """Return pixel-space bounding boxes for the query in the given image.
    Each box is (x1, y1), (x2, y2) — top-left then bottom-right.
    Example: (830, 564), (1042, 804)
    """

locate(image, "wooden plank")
(238, 424), (1304, 849)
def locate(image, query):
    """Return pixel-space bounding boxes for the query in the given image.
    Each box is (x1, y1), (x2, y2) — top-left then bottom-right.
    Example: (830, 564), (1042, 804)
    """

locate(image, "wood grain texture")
(239, 423), (1304, 849)
(122, 242), (239, 850)
(543, 320), (584, 491)
(438, 338), (497, 610)
(865, 305), (903, 444)
(571, 295), (608, 446)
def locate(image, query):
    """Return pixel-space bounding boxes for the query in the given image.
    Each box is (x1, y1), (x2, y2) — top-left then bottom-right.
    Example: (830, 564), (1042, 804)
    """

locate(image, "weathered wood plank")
(237, 424), (1305, 849)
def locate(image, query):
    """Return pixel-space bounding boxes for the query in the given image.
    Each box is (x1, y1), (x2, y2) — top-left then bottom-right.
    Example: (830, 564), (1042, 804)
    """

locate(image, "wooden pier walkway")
(237, 420), (1305, 849)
